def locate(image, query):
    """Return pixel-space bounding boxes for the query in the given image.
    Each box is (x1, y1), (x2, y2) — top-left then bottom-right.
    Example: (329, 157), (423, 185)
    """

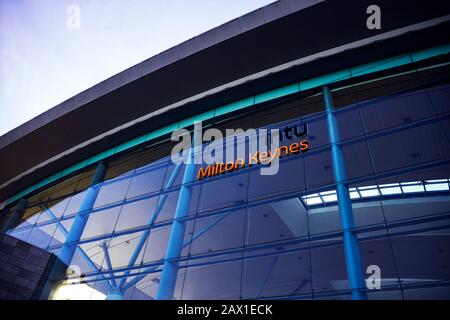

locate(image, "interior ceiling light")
(301, 179), (450, 208)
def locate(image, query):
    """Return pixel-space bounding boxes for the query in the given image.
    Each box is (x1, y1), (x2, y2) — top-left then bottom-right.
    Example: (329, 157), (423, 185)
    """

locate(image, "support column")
(44, 163), (107, 300)
(323, 86), (367, 300)
(1, 198), (27, 233)
(59, 161), (107, 266)
(105, 287), (124, 300)
(101, 242), (124, 300)
(117, 162), (183, 290)
(156, 135), (197, 300)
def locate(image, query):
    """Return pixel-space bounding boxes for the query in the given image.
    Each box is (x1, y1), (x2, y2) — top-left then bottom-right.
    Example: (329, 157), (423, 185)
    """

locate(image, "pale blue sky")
(0, 0), (275, 136)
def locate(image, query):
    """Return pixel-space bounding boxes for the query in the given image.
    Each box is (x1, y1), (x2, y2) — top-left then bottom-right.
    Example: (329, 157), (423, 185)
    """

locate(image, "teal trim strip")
(214, 97), (255, 117)
(34, 173), (63, 191)
(301, 69), (351, 91)
(86, 148), (117, 166)
(11, 188), (34, 202)
(179, 110), (215, 128)
(62, 160), (89, 177)
(255, 83), (300, 104)
(115, 135), (147, 154)
(145, 123), (180, 142)
(5, 43), (449, 206)
(350, 54), (413, 77)
(411, 43), (450, 62)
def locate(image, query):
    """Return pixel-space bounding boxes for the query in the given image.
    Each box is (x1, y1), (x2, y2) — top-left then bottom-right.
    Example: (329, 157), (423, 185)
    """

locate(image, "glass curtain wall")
(2, 58), (450, 300)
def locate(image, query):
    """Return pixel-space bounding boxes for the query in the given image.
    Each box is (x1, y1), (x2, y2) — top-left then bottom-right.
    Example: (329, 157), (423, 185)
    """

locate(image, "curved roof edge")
(1, 0), (449, 205)
(0, 0), (322, 150)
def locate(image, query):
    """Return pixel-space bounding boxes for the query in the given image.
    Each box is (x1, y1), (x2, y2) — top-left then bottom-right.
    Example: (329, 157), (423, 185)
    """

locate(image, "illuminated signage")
(271, 122), (308, 143)
(197, 122), (309, 180)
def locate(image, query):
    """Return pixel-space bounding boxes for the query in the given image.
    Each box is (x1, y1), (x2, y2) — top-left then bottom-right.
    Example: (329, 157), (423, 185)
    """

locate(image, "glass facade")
(2, 56), (450, 300)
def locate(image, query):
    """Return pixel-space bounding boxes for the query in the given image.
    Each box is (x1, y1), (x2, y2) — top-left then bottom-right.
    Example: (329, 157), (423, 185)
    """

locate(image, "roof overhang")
(1, 0), (449, 203)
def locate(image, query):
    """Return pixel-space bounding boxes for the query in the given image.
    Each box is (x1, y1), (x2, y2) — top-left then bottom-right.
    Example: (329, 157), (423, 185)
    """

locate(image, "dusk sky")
(0, 0), (275, 136)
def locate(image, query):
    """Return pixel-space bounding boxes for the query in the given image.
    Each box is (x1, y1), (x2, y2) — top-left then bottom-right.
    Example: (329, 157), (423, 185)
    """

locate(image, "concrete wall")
(0, 233), (65, 300)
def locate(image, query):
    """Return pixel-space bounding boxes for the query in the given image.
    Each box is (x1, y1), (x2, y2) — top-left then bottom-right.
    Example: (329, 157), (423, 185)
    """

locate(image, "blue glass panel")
(37, 198), (70, 224)
(248, 158), (305, 202)
(181, 259), (242, 299)
(198, 173), (248, 213)
(63, 190), (88, 217)
(304, 150), (334, 189)
(247, 198), (307, 246)
(94, 176), (132, 208)
(359, 90), (435, 134)
(342, 142), (374, 182)
(368, 122), (450, 174)
(188, 209), (246, 255)
(403, 286), (450, 300)
(142, 221), (194, 263)
(125, 166), (167, 199)
(7, 227), (32, 243)
(49, 217), (74, 248)
(427, 84), (450, 115)
(114, 196), (159, 232)
(130, 270), (162, 300)
(389, 225), (450, 286)
(26, 223), (58, 249)
(243, 246), (311, 299)
(335, 105), (365, 141)
(105, 231), (149, 268)
(310, 238), (349, 294)
(81, 206), (121, 240)
(306, 116), (329, 147)
(157, 187), (201, 222)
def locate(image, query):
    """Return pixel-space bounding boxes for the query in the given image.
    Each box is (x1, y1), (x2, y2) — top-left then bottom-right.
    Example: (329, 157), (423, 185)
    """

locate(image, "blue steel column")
(59, 161), (107, 266)
(323, 86), (367, 300)
(156, 134), (197, 300)
(1, 198), (27, 233)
